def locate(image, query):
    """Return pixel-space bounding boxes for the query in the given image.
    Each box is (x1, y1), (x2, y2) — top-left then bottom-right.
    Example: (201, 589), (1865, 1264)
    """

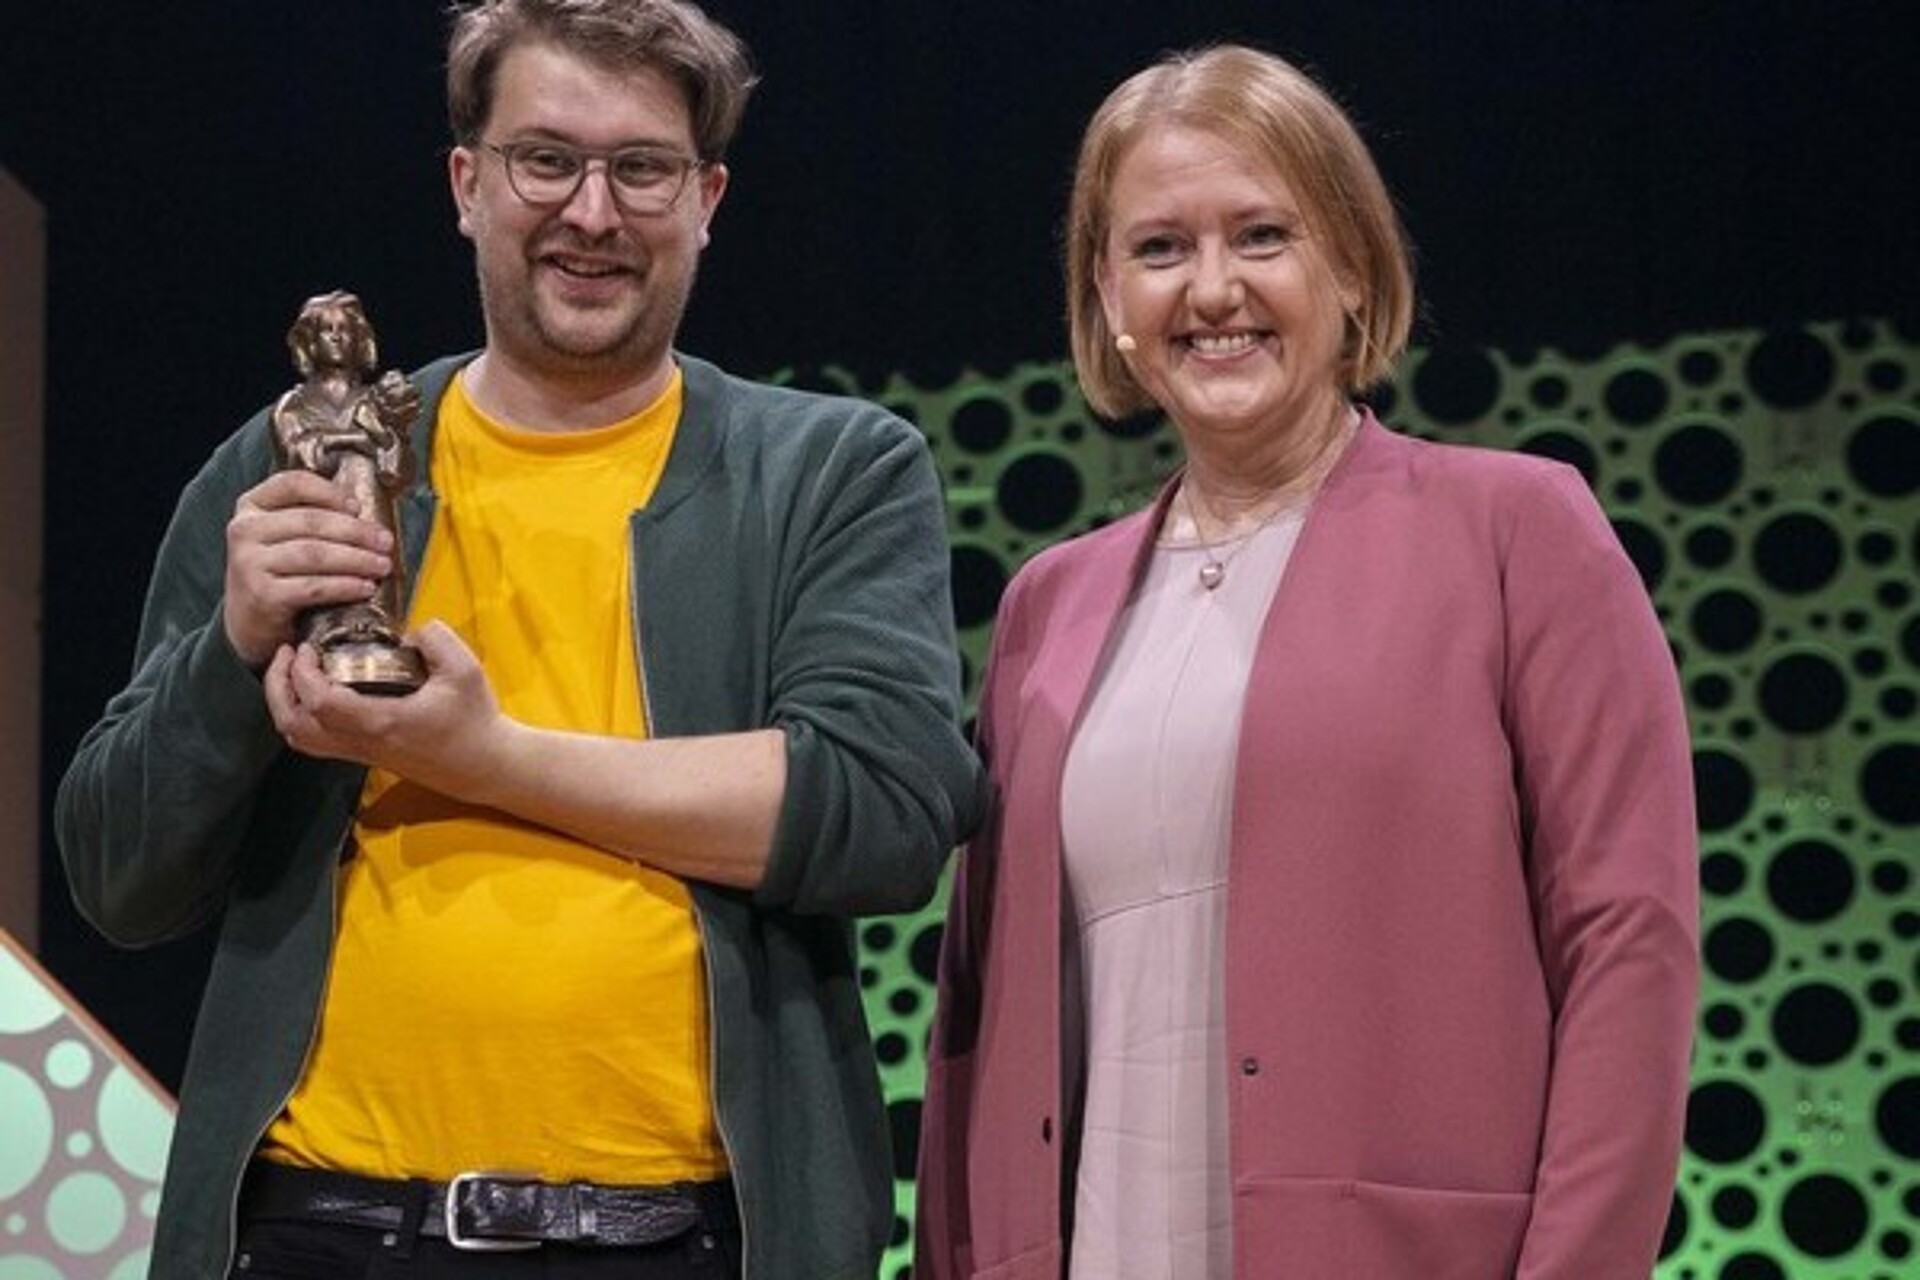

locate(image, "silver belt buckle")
(445, 1171), (544, 1252)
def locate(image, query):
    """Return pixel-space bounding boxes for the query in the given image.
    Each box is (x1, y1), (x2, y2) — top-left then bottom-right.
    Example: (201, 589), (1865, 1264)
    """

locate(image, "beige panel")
(0, 169), (46, 952)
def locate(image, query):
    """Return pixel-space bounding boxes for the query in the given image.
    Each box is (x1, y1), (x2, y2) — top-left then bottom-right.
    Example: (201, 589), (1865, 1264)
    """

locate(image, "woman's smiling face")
(1097, 123), (1357, 443)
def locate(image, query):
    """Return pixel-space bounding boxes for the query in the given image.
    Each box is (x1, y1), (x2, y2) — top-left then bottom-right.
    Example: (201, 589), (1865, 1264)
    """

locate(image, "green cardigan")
(56, 353), (983, 1279)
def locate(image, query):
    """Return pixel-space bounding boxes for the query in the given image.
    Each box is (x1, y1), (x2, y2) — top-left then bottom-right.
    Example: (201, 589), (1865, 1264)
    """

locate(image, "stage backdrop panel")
(833, 316), (1917, 1280)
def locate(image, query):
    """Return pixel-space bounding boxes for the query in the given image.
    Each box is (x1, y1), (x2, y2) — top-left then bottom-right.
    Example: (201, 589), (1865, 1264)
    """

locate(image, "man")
(55, 2), (980, 1276)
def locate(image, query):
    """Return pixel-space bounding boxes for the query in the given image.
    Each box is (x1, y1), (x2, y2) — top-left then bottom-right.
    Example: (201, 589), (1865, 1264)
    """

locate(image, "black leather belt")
(241, 1161), (737, 1251)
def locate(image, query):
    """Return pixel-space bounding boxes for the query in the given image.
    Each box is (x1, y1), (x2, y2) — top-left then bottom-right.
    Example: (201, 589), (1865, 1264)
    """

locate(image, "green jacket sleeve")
(755, 406), (984, 917)
(54, 414), (289, 945)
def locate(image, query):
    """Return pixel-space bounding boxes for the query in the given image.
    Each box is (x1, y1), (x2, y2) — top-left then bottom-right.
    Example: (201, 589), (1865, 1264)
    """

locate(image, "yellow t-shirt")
(261, 369), (728, 1183)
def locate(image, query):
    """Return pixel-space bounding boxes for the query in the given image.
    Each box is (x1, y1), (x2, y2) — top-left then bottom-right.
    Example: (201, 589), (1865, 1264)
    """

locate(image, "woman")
(916, 45), (1698, 1280)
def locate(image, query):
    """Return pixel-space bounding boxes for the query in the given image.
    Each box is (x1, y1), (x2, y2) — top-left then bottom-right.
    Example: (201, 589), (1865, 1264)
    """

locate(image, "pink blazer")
(917, 414), (1699, 1279)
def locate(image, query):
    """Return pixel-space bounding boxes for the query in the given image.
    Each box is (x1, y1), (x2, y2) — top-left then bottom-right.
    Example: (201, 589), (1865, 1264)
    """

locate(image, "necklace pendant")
(1199, 562), (1226, 590)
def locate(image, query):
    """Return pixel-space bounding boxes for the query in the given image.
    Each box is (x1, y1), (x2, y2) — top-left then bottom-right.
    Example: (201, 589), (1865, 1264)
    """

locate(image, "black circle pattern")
(840, 320), (1918, 1277)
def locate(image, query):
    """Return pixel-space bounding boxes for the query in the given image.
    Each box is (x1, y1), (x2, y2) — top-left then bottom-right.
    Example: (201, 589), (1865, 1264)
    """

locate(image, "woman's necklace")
(1177, 406), (1360, 590)
(1180, 482), (1300, 590)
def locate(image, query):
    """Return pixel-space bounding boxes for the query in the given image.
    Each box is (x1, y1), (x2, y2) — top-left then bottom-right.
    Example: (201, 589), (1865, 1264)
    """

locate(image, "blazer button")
(1240, 1056), (1261, 1076)
(1042, 1116), (1053, 1143)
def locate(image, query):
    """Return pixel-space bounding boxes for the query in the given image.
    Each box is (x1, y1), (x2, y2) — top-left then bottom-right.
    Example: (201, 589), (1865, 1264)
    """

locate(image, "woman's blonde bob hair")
(1066, 45), (1414, 419)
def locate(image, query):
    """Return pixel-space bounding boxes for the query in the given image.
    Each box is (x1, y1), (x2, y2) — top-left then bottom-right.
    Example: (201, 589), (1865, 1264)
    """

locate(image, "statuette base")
(321, 641), (426, 697)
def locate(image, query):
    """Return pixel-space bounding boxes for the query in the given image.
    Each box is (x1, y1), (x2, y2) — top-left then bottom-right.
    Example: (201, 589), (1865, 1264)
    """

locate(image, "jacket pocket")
(1236, 1175), (1531, 1279)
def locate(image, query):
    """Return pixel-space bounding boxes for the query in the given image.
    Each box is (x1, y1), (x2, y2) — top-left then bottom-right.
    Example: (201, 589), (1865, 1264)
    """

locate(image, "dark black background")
(6, 1), (1916, 1088)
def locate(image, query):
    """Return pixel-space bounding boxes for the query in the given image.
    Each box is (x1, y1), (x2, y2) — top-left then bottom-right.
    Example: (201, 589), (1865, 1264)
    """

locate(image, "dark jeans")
(229, 1201), (742, 1279)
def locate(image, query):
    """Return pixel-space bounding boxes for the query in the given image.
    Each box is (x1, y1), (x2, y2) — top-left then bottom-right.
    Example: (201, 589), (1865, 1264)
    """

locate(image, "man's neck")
(460, 349), (677, 433)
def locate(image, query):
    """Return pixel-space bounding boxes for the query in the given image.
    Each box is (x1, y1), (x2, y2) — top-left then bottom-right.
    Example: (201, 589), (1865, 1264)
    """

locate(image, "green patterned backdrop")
(823, 317), (1919, 1279)
(3, 319), (1914, 1277)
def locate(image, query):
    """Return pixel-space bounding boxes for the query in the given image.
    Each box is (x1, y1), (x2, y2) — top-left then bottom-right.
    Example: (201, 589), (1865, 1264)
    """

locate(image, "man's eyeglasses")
(481, 140), (706, 216)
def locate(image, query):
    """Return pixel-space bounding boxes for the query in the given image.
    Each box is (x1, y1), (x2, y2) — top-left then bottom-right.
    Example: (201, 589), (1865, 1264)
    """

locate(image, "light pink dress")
(1059, 510), (1306, 1280)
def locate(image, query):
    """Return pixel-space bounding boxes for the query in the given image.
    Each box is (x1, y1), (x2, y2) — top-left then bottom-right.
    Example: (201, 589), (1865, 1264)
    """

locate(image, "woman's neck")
(1175, 397), (1359, 538)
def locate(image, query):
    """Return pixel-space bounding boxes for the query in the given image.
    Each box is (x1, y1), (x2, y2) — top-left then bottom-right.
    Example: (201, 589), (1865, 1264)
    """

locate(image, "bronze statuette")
(271, 290), (425, 695)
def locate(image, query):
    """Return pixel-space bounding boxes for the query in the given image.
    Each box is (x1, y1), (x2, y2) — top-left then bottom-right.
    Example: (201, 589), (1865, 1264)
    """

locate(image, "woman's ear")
(1095, 253), (1126, 340)
(1334, 261), (1364, 320)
